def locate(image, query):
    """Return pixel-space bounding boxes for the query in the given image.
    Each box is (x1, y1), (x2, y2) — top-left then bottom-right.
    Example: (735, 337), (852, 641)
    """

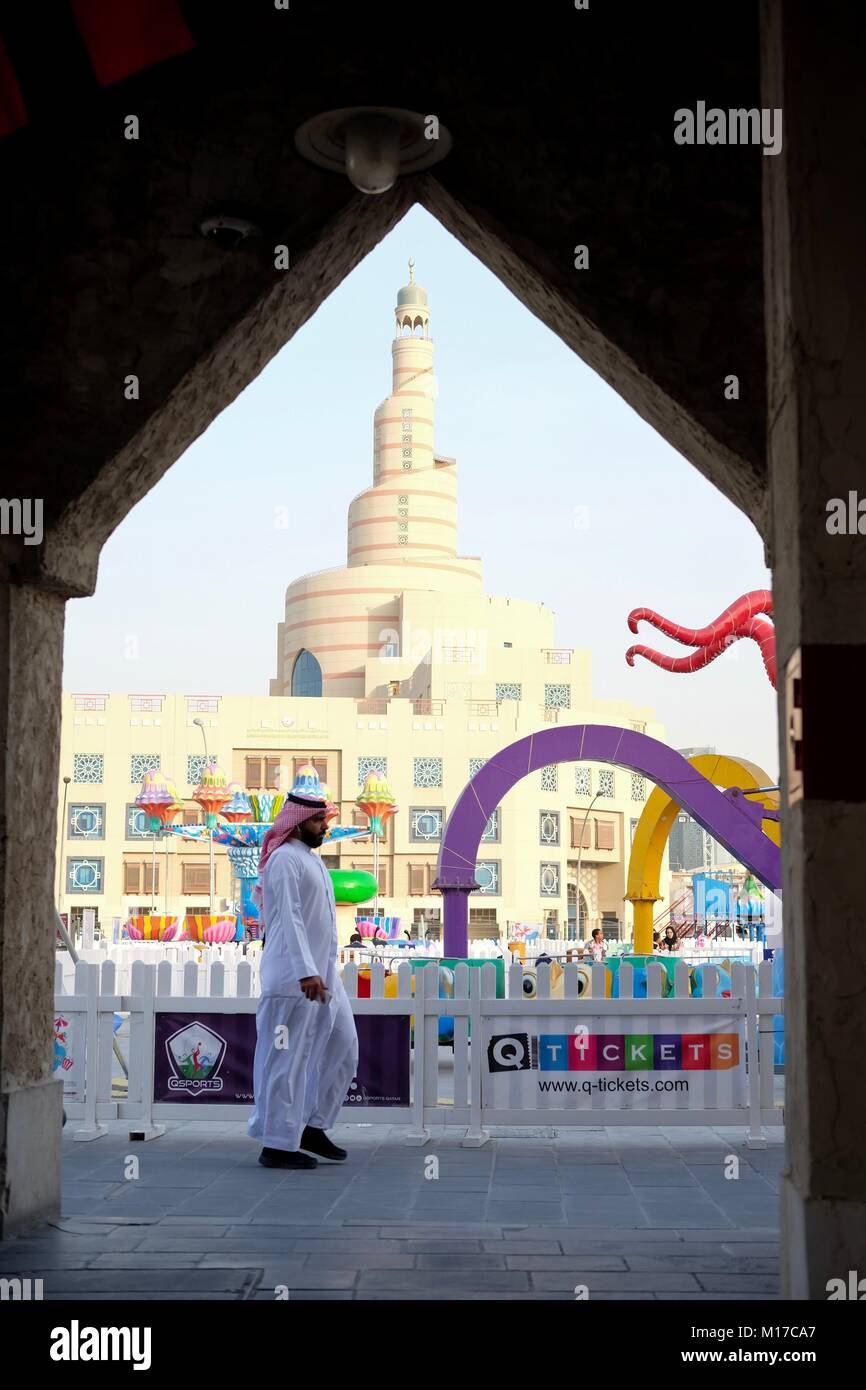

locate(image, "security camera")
(198, 213), (261, 249)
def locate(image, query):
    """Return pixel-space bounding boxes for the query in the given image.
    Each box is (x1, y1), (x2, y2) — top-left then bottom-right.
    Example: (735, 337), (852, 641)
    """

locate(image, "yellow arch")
(626, 754), (780, 954)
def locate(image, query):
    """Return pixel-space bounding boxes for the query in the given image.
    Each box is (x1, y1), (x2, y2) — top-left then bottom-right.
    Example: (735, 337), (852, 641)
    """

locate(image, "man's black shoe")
(299, 1126), (348, 1161)
(258, 1147), (317, 1169)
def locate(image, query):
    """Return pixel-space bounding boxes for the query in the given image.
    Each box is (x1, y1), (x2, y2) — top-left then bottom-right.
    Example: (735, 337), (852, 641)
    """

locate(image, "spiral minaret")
(272, 263), (484, 697)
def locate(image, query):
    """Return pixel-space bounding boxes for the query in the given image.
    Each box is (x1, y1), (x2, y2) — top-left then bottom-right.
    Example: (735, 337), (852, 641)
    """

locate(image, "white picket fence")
(55, 957), (783, 1148)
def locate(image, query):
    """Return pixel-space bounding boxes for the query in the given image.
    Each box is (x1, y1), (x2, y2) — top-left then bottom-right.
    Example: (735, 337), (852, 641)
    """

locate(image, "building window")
(245, 756), (282, 790)
(187, 754), (210, 785)
(540, 863), (560, 897)
(541, 764), (558, 792)
(123, 861), (158, 894)
(358, 756), (387, 786)
(544, 683), (571, 709)
(413, 757), (443, 788)
(595, 819), (615, 851)
(408, 863), (428, 896)
(73, 753), (103, 784)
(410, 808), (444, 842)
(570, 816), (592, 849)
(187, 697), (219, 714)
(469, 758), (487, 777)
(495, 682), (522, 702)
(131, 753), (160, 784)
(475, 861), (500, 895)
(291, 651), (322, 698)
(574, 766), (591, 796)
(73, 695), (107, 711)
(68, 804), (105, 839)
(67, 858), (104, 894)
(598, 769), (616, 798)
(125, 804), (151, 839)
(631, 774), (647, 802)
(481, 808), (500, 842)
(182, 862), (210, 895)
(540, 810), (560, 845)
(130, 696), (163, 713)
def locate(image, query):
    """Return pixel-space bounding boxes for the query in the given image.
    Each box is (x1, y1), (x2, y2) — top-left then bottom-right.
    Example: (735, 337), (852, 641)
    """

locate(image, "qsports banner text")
(484, 1014), (746, 1111)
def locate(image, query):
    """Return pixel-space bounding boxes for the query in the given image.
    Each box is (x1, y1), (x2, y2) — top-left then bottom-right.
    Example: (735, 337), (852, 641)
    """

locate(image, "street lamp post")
(193, 719), (215, 914)
(574, 789), (602, 941)
(57, 775), (71, 913)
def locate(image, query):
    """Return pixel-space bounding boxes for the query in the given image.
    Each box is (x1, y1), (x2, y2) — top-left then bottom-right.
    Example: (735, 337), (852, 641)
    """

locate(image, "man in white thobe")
(248, 796), (358, 1168)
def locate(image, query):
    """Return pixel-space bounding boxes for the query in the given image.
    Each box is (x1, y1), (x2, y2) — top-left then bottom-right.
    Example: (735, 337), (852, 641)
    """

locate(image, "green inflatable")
(329, 869), (378, 904)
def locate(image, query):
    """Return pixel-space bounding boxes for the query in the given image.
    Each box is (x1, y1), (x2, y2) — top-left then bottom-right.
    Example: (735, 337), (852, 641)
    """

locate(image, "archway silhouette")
(435, 725), (782, 955)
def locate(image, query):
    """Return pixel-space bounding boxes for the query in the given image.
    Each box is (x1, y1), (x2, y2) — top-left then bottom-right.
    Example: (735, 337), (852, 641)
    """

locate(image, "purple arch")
(434, 725), (782, 955)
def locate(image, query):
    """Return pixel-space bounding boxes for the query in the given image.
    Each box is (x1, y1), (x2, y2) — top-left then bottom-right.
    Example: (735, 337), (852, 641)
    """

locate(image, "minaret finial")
(408, 257), (415, 285)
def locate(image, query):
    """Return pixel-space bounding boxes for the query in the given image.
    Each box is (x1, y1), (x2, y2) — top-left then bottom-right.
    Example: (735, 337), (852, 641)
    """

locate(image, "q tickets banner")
(484, 1013), (747, 1112)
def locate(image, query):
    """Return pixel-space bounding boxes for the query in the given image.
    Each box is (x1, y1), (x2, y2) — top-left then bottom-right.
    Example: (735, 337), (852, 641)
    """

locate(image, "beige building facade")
(57, 268), (669, 940)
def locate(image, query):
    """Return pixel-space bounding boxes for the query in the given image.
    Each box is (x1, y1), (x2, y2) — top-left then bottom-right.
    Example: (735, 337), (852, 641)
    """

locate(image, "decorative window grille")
(540, 863), (560, 896)
(475, 861), (501, 895)
(574, 766), (591, 796)
(73, 695), (107, 711)
(67, 858), (104, 894)
(541, 764), (558, 792)
(187, 697), (219, 714)
(469, 758), (487, 777)
(544, 683), (571, 709)
(631, 774), (647, 802)
(413, 757), (443, 788)
(539, 810), (560, 845)
(358, 756), (387, 784)
(410, 808), (444, 842)
(131, 754), (160, 784)
(187, 755), (209, 785)
(598, 769), (616, 798)
(495, 683), (522, 702)
(125, 804), (150, 839)
(481, 808), (500, 842)
(73, 753), (103, 784)
(68, 804), (105, 840)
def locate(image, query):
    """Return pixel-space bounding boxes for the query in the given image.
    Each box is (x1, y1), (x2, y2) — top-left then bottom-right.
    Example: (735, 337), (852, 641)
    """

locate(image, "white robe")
(247, 839), (358, 1152)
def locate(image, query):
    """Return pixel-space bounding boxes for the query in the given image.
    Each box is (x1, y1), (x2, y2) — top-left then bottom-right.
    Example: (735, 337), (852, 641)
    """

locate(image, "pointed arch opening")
(291, 649), (322, 697)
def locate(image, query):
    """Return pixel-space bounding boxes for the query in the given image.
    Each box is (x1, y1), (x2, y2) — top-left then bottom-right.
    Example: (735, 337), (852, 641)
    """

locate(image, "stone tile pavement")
(0, 1123), (783, 1300)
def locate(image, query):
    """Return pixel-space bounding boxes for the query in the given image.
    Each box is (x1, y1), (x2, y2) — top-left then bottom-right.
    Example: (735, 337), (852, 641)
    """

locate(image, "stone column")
(0, 578), (67, 1236)
(763, 1), (866, 1295)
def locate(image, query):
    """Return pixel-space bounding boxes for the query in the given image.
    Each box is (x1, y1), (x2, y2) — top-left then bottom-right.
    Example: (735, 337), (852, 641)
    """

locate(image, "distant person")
(663, 925), (679, 952)
(653, 931), (663, 953)
(348, 931), (364, 947)
(585, 928), (607, 962)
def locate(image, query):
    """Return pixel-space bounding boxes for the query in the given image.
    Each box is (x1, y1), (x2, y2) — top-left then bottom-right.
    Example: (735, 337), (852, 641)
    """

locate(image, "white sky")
(63, 205), (778, 778)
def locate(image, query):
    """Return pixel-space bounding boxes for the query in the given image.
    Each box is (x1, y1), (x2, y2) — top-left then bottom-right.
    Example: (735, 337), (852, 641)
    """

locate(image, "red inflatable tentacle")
(735, 616), (777, 689)
(626, 633), (733, 674)
(627, 589), (774, 644)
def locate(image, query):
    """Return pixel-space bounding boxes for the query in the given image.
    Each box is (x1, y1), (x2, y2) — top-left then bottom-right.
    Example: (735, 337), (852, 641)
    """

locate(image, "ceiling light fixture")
(294, 106), (452, 195)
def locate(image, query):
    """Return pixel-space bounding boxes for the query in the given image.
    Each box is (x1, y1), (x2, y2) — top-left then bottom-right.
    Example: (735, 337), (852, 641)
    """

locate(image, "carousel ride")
(128, 763), (397, 943)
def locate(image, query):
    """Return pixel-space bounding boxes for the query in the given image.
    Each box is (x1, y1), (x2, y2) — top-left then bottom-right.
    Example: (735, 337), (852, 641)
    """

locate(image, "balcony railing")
(413, 699), (445, 716)
(357, 699), (389, 715)
(441, 647), (476, 663)
(73, 694), (108, 711)
(543, 649), (573, 664)
(467, 701), (499, 717)
(543, 707), (560, 723)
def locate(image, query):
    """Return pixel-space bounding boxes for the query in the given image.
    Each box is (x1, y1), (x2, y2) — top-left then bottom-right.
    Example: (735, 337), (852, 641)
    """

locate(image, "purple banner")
(153, 1011), (410, 1107)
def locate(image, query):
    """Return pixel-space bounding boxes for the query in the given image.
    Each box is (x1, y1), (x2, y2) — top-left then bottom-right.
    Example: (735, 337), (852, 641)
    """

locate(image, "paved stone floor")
(0, 1122), (784, 1300)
